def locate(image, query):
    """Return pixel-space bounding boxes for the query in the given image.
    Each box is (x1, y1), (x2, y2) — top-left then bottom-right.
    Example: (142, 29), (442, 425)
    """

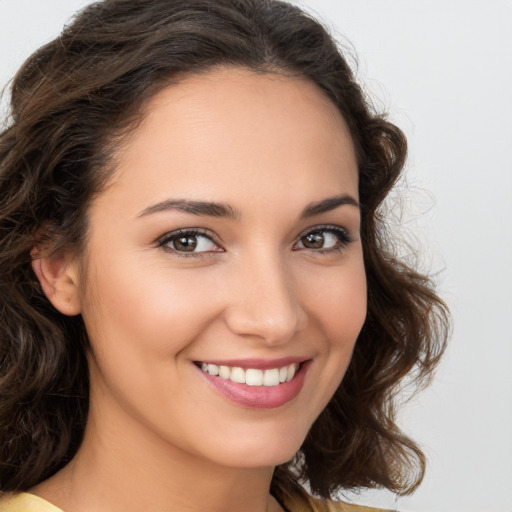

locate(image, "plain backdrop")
(1, 1), (511, 511)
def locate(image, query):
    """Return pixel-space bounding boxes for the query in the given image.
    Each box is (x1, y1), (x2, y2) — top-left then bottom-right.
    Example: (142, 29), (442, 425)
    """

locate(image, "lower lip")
(196, 361), (310, 409)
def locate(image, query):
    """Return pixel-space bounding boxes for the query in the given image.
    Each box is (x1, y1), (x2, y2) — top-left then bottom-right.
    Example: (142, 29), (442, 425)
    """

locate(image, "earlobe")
(31, 250), (82, 316)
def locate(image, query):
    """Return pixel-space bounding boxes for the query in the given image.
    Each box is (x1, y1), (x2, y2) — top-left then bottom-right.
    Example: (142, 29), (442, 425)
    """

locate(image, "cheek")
(329, 275), (367, 347)
(79, 257), (229, 434)
(293, 263), (366, 430)
(80, 255), (225, 364)
(300, 259), (367, 347)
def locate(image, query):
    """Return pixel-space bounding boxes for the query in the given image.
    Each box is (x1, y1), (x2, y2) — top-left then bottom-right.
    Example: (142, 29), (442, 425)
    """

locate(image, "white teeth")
(230, 367), (245, 384)
(245, 369), (263, 386)
(207, 364), (219, 376)
(263, 368), (280, 387)
(286, 364), (297, 382)
(218, 365), (230, 379)
(199, 362), (301, 386)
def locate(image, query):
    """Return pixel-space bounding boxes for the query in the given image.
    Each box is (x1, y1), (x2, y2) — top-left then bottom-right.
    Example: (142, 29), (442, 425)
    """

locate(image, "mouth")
(195, 361), (301, 387)
(193, 358), (310, 409)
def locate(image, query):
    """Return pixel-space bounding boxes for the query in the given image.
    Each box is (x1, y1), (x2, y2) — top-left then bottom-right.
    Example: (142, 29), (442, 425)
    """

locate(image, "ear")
(31, 248), (82, 316)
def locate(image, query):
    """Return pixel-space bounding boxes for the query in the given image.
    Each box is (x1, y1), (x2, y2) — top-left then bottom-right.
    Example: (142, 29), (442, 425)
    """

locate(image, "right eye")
(158, 229), (222, 255)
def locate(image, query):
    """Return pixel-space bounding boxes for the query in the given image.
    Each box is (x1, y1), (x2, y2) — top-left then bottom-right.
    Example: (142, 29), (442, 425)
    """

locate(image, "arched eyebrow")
(137, 199), (240, 220)
(137, 194), (359, 220)
(300, 194), (359, 219)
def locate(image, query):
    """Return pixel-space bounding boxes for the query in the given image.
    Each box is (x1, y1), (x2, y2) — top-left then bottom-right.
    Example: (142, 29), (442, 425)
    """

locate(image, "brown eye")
(159, 230), (220, 254)
(173, 235), (198, 252)
(301, 232), (325, 249)
(295, 227), (351, 252)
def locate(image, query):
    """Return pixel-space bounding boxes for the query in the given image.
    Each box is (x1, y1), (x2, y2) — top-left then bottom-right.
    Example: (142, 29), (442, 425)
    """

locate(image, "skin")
(32, 68), (367, 512)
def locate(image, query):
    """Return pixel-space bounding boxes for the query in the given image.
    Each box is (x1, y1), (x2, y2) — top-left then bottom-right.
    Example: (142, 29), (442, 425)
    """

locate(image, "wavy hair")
(0, 0), (449, 506)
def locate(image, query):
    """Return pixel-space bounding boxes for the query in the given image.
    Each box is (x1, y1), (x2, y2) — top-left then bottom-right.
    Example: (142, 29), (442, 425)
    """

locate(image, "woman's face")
(76, 68), (366, 469)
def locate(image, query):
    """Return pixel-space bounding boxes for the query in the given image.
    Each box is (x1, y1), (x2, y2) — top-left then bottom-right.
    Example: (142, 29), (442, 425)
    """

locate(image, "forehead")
(96, 67), (358, 216)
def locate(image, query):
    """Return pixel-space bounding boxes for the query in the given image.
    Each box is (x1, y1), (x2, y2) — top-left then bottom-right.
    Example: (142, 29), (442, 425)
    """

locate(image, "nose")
(223, 254), (308, 345)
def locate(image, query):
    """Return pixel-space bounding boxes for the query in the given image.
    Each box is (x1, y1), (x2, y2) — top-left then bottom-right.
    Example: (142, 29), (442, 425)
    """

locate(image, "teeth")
(230, 367), (245, 383)
(207, 364), (219, 376)
(199, 362), (300, 387)
(246, 369), (263, 386)
(219, 365), (230, 379)
(263, 368), (280, 387)
(286, 364), (296, 382)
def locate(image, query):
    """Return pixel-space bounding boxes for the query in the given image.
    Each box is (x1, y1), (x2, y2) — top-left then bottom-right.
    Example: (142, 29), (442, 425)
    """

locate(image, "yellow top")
(297, 496), (392, 512)
(0, 492), (392, 512)
(0, 493), (62, 512)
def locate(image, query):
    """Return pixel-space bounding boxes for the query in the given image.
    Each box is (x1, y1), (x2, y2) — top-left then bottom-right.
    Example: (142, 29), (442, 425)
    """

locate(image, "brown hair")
(0, 0), (449, 505)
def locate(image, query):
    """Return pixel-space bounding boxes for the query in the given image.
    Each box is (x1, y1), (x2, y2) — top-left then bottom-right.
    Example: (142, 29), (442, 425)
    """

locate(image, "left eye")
(295, 228), (349, 251)
(159, 231), (219, 253)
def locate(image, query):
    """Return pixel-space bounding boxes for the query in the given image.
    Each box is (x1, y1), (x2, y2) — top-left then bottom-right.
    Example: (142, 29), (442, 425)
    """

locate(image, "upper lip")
(193, 356), (309, 370)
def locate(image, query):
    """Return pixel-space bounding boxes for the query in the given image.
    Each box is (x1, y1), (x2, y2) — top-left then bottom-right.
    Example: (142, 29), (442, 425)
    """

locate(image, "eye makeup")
(156, 224), (353, 258)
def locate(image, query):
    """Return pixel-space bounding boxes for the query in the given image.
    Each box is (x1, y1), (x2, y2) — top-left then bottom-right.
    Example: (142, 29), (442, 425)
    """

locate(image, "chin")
(214, 446), (300, 470)
(193, 422), (309, 470)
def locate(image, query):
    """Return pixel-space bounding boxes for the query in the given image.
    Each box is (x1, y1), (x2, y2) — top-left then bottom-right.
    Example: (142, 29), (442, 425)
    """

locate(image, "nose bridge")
(225, 248), (306, 344)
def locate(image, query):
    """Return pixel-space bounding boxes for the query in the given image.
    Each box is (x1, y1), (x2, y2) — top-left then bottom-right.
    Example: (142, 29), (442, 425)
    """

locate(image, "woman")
(0, 1), (449, 511)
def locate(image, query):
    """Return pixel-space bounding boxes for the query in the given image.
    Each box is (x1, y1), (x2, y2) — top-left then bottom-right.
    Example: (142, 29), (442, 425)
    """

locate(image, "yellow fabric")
(0, 493), (64, 512)
(295, 496), (392, 512)
(0, 492), (391, 512)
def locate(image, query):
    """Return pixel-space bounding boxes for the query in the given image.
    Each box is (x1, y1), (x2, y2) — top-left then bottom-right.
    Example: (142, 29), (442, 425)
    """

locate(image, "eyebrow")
(137, 199), (240, 219)
(137, 194), (359, 220)
(300, 194), (360, 219)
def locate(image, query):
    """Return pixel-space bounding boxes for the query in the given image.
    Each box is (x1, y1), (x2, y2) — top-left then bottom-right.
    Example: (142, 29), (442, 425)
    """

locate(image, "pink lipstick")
(194, 358), (311, 409)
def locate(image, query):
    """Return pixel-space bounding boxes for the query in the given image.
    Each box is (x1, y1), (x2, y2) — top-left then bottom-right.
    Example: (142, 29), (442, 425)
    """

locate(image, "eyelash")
(294, 225), (352, 254)
(157, 228), (221, 258)
(156, 225), (352, 257)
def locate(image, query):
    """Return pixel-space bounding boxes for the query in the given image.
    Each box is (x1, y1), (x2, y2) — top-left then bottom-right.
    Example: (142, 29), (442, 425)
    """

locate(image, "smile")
(194, 358), (310, 409)
(198, 362), (300, 387)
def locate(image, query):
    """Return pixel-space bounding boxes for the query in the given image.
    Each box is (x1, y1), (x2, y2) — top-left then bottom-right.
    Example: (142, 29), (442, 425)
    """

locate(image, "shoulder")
(298, 496), (394, 512)
(0, 492), (64, 512)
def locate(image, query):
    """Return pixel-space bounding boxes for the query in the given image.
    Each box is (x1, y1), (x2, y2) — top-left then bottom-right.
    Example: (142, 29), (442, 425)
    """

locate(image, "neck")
(31, 401), (282, 512)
